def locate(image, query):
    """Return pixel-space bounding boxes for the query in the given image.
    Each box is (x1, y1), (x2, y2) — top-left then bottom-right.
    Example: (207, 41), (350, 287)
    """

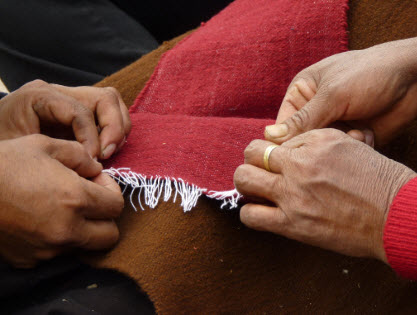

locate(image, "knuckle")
(233, 164), (251, 188)
(102, 87), (120, 102)
(25, 79), (48, 89)
(42, 223), (75, 246)
(105, 86), (119, 95)
(29, 134), (53, 149)
(71, 140), (87, 154)
(244, 139), (263, 161)
(71, 101), (92, 117)
(240, 206), (263, 230)
(311, 128), (345, 144)
(290, 71), (309, 89)
(240, 205), (255, 226)
(61, 181), (90, 211)
(73, 186), (90, 210)
(290, 107), (311, 132)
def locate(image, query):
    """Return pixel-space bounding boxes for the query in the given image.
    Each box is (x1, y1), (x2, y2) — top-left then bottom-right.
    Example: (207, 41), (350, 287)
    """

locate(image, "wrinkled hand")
(0, 135), (124, 268)
(234, 129), (416, 261)
(0, 80), (131, 159)
(265, 38), (417, 146)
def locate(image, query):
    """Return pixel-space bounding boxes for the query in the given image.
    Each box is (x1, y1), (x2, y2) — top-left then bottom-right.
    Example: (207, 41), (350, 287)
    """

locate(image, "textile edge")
(103, 167), (242, 212)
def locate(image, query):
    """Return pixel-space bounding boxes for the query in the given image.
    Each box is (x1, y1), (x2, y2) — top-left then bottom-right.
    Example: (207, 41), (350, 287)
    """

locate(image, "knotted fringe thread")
(103, 168), (242, 212)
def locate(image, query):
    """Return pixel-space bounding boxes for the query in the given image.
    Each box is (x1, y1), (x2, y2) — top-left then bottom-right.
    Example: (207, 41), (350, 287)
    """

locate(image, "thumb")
(265, 90), (336, 143)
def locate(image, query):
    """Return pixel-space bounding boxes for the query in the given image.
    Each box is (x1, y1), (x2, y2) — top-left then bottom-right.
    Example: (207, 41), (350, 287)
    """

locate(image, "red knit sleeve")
(384, 176), (417, 279)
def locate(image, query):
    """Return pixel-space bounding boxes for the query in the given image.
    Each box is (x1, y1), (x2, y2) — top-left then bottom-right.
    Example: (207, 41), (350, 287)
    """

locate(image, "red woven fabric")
(107, 0), (349, 193)
(384, 177), (417, 280)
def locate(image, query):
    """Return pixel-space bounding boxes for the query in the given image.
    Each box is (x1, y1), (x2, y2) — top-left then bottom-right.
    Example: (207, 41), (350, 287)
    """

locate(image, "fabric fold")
(105, 0), (349, 211)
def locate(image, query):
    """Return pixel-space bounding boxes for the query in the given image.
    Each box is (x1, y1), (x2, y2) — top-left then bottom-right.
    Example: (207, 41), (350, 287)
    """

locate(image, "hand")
(264, 38), (417, 146)
(0, 80), (131, 159)
(0, 135), (124, 268)
(234, 129), (416, 262)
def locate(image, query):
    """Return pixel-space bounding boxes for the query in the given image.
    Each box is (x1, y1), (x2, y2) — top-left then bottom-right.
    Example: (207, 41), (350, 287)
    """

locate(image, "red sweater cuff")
(384, 176), (417, 279)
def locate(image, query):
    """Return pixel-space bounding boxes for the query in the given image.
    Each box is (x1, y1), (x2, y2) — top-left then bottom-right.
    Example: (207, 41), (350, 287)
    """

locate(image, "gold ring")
(263, 145), (279, 172)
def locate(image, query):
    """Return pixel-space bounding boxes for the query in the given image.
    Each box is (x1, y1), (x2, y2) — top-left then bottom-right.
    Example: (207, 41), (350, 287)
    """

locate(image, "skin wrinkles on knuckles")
(237, 127), (417, 262)
(0, 80), (130, 267)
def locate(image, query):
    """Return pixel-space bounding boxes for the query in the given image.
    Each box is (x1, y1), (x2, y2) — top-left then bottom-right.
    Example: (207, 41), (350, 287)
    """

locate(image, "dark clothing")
(0, 0), (232, 91)
(0, 0), (158, 91)
(0, 257), (155, 315)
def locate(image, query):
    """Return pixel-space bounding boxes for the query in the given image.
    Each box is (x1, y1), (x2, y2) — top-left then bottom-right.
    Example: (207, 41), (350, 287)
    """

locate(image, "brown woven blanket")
(87, 1), (417, 313)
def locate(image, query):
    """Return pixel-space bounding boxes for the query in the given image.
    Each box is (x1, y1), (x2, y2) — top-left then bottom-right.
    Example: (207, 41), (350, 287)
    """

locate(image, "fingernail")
(265, 124), (288, 138)
(93, 156), (98, 162)
(102, 143), (116, 159)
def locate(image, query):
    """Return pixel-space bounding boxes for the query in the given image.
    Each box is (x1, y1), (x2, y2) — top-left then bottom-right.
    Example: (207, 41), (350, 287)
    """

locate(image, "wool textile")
(106, 0), (349, 206)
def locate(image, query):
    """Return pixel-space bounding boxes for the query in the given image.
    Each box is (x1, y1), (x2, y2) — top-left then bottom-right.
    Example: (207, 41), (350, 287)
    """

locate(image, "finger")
(244, 139), (290, 173)
(31, 87), (100, 158)
(276, 79), (314, 122)
(51, 85), (128, 159)
(275, 103), (297, 127)
(264, 88), (337, 144)
(347, 129), (366, 142)
(234, 164), (281, 202)
(109, 87), (132, 136)
(94, 88), (126, 159)
(268, 77), (317, 139)
(42, 137), (103, 178)
(91, 172), (122, 194)
(240, 203), (288, 234)
(76, 219), (120, 250)
(80, 177), (124, 220)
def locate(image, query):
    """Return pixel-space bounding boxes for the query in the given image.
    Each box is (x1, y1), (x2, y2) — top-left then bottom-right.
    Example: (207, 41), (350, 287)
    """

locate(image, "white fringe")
(103, 167), (242, 212)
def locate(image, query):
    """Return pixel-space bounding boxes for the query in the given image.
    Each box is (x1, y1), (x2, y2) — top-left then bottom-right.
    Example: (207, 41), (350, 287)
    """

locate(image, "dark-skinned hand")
(0, 135), (124, 268)
(0, 79), (131, 159)
(234, 129), (416, 262)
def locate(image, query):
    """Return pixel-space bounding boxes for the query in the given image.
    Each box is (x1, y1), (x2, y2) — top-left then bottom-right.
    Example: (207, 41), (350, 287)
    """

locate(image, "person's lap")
(0, 256), (155, 315)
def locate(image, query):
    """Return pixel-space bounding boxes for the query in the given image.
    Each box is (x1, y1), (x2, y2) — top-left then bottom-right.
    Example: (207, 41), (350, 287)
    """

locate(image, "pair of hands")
(0, 80), (130, 268)
(234, 38), (417, 262)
